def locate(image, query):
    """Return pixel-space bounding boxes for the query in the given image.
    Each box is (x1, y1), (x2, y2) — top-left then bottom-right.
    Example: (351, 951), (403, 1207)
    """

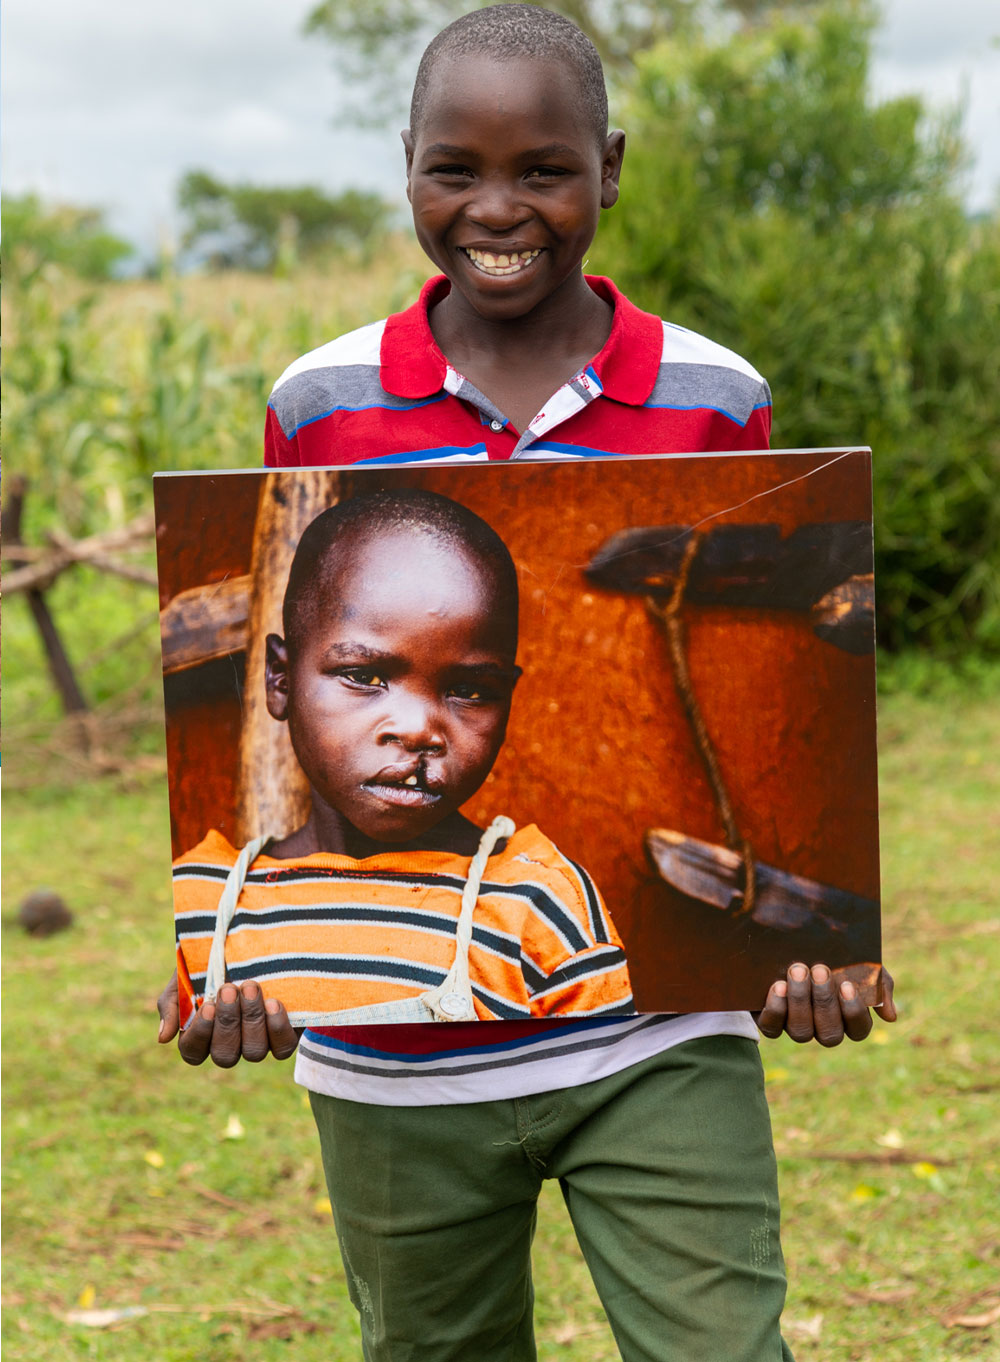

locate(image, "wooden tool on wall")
(585, 521), (875, 655)
(584, 521), (879, 972)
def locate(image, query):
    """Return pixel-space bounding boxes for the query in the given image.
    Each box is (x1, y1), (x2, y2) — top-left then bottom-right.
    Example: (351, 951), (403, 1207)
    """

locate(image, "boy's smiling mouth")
(461, 247), (541, 276)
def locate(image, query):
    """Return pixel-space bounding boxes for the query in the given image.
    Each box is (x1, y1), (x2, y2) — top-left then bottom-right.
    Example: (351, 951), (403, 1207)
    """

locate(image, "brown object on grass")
(17, 889), (74, 937)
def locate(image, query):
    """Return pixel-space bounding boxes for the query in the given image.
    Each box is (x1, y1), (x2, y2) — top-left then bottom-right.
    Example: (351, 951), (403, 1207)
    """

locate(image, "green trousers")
(310, 1035), (795, 1362)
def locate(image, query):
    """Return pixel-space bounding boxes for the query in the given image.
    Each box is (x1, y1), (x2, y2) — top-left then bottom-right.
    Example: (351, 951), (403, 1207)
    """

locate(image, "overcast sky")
(3, 0), (998, 259)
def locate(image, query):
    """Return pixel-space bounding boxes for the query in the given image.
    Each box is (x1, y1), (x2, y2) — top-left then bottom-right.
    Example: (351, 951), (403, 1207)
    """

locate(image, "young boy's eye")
(525, 166), (568, 181)
(339, 668), (386, 689)
(451, 685), (485, 701)
(429, 163), (474, 179)
(448, 681), (503, 703)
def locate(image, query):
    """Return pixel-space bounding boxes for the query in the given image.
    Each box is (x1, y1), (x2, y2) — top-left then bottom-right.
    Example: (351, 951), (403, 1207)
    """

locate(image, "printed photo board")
(155, 451), (883, 1025)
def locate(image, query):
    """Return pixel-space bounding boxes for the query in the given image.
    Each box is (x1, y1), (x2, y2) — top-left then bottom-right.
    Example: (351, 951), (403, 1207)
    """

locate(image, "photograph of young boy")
(171, 487), (634, 1027)
(157, 8), (897, 1359)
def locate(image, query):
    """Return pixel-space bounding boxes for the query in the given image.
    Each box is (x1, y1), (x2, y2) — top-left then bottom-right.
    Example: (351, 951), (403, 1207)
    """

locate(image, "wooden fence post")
(3, 475), (89, 717)
(234, 470), (347, 843)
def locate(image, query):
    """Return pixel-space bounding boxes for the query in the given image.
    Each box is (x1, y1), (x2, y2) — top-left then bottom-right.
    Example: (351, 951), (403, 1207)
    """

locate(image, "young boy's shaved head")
(410, 4), (608, 146)
(282, 489), (519, 656)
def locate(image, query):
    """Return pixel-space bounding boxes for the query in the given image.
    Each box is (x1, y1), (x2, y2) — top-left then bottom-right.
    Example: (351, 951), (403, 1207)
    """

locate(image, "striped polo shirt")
(262, 274), (766, 1103)
(265, 275), (771, 467)
(173, 826), (634, 1026)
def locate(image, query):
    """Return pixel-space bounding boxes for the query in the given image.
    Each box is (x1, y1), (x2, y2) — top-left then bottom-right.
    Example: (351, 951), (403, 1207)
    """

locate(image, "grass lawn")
(2, 677), (998, 1360)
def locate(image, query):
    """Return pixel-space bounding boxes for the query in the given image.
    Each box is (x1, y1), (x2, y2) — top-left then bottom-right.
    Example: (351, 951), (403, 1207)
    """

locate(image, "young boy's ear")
(401, 129), (415, 200)
(601, 130), (626, 210)
(265, 634), (291, 722)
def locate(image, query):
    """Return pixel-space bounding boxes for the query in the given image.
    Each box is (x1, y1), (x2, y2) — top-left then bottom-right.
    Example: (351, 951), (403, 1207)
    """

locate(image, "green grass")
(3, 678), (998, 1360)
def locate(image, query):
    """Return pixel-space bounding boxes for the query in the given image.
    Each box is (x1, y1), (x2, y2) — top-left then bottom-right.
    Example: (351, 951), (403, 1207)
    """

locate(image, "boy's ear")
(601, 130), (626, 210)
(401, 129), (415, 200)
(265, 634), (291, 722)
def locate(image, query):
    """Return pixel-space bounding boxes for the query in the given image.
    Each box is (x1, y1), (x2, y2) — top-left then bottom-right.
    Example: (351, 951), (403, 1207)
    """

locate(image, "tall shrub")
(593, 2), (1000, 654)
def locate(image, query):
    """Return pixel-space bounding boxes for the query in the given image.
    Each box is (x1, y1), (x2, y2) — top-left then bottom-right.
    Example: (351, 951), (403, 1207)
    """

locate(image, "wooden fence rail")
(2, 475), (156, 717)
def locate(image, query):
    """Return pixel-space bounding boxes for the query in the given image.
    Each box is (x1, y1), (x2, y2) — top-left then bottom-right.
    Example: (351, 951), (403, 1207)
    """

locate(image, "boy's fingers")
(875, 968), (898, 1023)
(784, 963), (815, 1043)
(157, 970), (180, 1043)
(209, 985), (245, 1069)
(756, 980), (788, 1039)
(810, 965), (845, 1047)
(838, 980), (874, 1042)
(178, 1003), (216, 1066)
(264, 998), (300, 1061)
(239, 982), (270, 1063)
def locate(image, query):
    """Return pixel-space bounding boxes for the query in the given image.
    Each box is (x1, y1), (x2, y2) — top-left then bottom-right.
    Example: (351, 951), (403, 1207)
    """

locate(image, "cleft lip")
(366, 757), (423, 786)
(364, 758), (447, 794)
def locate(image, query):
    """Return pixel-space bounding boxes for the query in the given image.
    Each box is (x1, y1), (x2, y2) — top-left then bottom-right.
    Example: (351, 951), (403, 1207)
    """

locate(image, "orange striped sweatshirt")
(173, 825), (634, 1025)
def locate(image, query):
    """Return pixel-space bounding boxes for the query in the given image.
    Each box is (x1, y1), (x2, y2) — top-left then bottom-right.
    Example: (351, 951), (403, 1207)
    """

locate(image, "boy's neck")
(268, 807), (487, 861)
(429, 270), (612, 381)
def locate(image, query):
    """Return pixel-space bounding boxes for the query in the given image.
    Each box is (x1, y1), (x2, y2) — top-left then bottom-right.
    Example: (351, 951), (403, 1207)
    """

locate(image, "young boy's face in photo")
(403, 52), (623, 323)
(266, 528), (520, 846)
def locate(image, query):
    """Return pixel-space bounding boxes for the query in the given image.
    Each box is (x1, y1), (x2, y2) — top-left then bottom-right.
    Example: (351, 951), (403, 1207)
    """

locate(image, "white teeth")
(464, 248), (540, 276)
(403, 775), (419, 786)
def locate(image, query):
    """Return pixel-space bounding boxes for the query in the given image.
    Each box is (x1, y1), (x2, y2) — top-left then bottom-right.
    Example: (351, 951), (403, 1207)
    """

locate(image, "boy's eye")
(339, 668), (386, 689)
(525, 166), (569, 180)
(448, 682), (502, 703)
(429, 163), (474, 179)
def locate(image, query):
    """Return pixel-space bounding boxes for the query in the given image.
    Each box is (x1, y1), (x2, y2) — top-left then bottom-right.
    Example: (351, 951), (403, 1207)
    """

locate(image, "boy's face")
(403, 53), (624, 323)
(266, 529), (519, 846)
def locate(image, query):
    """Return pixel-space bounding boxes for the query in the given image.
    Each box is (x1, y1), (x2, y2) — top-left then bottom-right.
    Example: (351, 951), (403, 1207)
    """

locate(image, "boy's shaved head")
(283, 489), (519, 656)
(410, 4), (608, 146)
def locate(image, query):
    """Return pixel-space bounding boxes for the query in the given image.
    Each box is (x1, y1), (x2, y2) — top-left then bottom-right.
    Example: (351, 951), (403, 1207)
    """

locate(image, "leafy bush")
(177, 171), (391, 271)
(1, 193), (134, 281)
(592, 2), (1000, 655)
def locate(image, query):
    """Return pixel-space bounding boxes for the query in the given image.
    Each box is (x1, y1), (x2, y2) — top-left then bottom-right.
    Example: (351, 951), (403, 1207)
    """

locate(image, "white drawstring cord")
(419, 815), (515, 1021)
(201, 817), (515, 1022)
(203, 833), (271, 1003)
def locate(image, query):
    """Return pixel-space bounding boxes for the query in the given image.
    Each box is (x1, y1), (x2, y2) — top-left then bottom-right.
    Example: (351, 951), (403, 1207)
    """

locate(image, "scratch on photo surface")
(571, 449), (863, 570)
(205, 570), (232, 596)
(231, 652), (243, 718)
(520, 559), (568, 615)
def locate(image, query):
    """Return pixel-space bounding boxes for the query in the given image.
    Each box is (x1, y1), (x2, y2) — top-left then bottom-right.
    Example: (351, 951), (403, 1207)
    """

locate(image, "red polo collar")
(380, 274), (664, 406)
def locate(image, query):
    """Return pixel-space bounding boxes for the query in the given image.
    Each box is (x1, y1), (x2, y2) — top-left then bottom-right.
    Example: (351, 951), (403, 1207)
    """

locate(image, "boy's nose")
(466, 178), (529, 233)
(379, 694), (446, 753)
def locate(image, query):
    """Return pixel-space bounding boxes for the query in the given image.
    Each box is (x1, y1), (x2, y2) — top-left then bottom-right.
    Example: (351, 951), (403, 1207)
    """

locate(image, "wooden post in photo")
(235, 470), (347, 844)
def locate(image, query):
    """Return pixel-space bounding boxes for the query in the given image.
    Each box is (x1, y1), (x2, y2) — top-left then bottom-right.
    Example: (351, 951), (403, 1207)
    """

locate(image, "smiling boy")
(173, 488), (633, 1027)
(161, 8), (894, 1359)
(264, 10), (771, 469)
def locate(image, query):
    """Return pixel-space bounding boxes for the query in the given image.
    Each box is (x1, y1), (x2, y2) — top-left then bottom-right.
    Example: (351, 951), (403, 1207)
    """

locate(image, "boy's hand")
(756, 963), (896, 1045)
(156, 973), (299, 1066)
